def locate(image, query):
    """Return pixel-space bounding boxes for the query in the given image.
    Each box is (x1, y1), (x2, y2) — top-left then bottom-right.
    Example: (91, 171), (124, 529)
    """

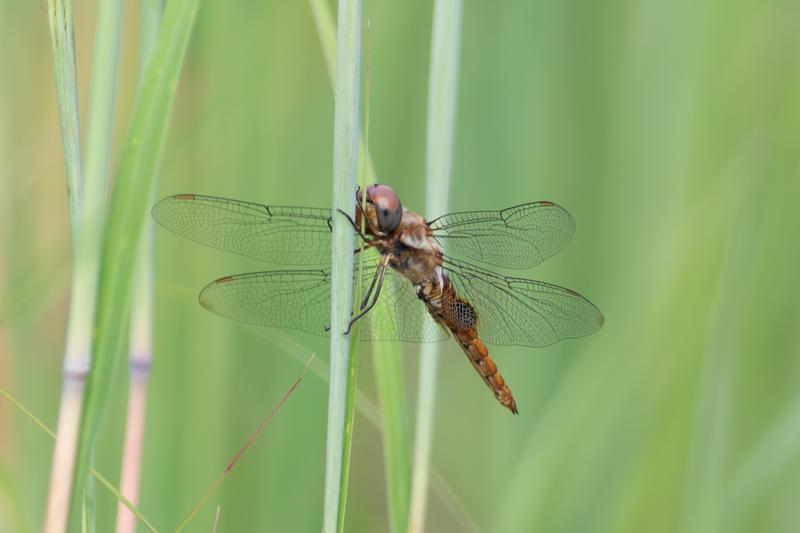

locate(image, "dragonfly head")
(357, 184), (403, 235)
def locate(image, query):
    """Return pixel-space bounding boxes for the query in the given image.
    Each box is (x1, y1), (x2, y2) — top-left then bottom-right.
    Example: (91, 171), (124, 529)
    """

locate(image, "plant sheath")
(322, 0), (362, 531)
(409, 1), (462, 531)
(114, 1), (164, 532)
(45, 0), (125, 528)
(65, 0), (201, 528)
(43, 0), (84, 527)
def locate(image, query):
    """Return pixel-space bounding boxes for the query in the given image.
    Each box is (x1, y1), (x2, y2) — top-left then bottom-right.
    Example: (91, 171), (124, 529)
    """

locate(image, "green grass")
(44, 0), (115, 529)
(66, 0), (201, 528)
(45, 0), (82, 232)
(373, 342), (411, 532)
(310, 1), (413, 531)
(409, 2), (462, 531)
(115, 2), (163, 531)
(321, 0), (361, 531)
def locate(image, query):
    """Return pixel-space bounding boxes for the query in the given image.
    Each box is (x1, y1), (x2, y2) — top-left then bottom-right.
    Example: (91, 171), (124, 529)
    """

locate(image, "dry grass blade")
(174, 353), (315, 532)
(0, 386), (158, 532)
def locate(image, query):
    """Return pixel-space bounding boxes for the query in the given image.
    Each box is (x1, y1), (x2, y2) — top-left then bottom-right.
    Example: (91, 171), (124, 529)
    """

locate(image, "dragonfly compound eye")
(367, 184), (402, 233)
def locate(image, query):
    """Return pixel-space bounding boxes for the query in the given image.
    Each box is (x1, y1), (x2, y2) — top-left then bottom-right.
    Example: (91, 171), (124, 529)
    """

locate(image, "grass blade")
(0, 386), (158, 533)
(45, 0), (82, 231)
(322, 0), (362, 531)
(81, 3), (125, 530)
(114, 2), (163, 531)
(44, 0), (124, 529)
(174, 354), (315, 532)
(65, 0), (201, 528)
(309, 0), (376, 182)
(310, 3), (413, 530)
(244, 326), (484, 530)
(374, 343), (412, 533)
(43, 3), (83, 529)
(409, 1), (462, 531)
(82, 0), (124, 208)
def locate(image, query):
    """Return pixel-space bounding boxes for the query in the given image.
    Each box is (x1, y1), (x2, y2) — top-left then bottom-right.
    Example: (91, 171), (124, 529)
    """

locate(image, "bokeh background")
(2, 0), (800, 532)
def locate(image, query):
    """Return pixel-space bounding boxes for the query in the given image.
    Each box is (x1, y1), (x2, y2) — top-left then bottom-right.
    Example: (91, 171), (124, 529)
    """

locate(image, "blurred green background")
(2, 0), (800, 532)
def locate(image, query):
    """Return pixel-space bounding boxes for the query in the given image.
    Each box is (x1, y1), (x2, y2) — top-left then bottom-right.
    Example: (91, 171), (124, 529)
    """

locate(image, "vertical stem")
(45, 0), (82, 233)
(66, 0), (200, 527)
(115, 4), (163, 530)
(43, 4), (84, 520)
(42, 0), (85, 530)
(309, 6), (413, 530)
(46, 0), (125, 529)
(409, 1), (462, 532)
(309, 0), (376, 183)
(374, 345), (412, 533)
(322, 0), (361, 531)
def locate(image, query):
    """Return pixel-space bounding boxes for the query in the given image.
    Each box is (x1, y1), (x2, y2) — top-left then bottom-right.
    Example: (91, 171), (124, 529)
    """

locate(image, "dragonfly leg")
(324, 255), (386, 333)
(344, 258), (388, 335)
(353, 243), (374, 255)
(336, 208), (369, 241)
(359, 258), (385, 310)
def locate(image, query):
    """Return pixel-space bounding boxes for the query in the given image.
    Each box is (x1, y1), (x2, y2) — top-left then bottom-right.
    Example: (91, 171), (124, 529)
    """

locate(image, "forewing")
(152, 194), (333, 266)
(443, 258), (603, 347)
(429, 202), (575, 270)
(199, 253), (447, 342)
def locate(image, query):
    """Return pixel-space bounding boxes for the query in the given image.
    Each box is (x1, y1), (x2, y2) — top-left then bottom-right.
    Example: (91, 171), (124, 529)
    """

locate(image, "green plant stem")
(66, 0), (201, 528)
(322, 0), (361, 531)
(311, 2), (414, 529)
(46, 0), (124, 528)
(409, 1), (462, 532)
(374, 344), (412, 533)
(115, 2), (163, 532)
(46, 0), (82, 231)
(82, 3), (125, 529)
(309, 0), (376, 181)
(82, 0), (124, 209)
(246, 327), (484, 531)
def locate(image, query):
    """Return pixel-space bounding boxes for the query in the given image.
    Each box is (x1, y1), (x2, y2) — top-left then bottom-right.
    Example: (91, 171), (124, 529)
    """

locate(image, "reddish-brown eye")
(367, 184), (402, 233)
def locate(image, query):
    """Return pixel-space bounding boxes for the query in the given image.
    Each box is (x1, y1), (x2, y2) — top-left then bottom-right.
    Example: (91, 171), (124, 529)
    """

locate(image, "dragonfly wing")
(443, 258), (603, 347)
(200, 270), (333, 336)
(152, 194), (334, 266)
(198, 253), (448, 342)
(429, 202), (575, 270)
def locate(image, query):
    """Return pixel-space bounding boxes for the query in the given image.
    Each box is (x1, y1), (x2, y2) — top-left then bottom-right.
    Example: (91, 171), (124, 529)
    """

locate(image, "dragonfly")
(152, 184), (604, 413)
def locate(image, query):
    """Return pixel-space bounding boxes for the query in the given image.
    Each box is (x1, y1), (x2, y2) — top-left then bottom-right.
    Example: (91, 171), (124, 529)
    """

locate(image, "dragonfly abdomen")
(432, 277), (518, 414)
(456, 336), (518, 414)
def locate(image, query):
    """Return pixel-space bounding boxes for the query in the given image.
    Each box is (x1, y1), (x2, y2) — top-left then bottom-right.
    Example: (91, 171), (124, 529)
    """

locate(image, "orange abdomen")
(455, 333), (518, 414)
(422, 269), (518, 414)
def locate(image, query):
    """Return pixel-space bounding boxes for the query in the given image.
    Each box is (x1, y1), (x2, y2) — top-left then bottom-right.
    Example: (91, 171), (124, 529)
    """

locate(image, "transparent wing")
(443, 258), (603, 347)
(152, 194), (334, 266)
(198, 253), (448, 343)
(429, 202), (575, 270)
